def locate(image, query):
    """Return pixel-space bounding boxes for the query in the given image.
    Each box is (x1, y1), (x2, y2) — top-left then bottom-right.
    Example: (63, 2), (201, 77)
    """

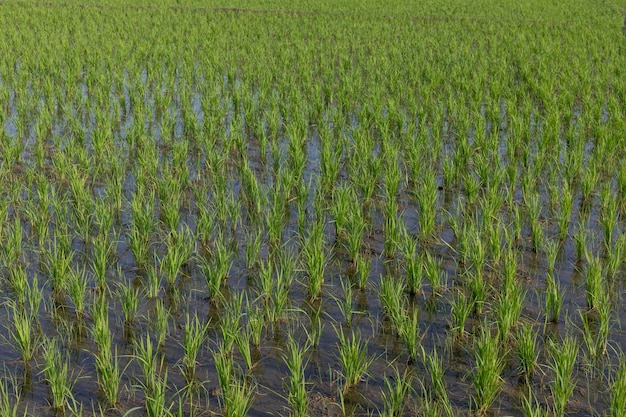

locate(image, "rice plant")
(610, 353), (626, 417)
(397, 307), (422, 363)
(424, 348), (453, 416)
(283, 335), (310, 417)
(545, 272), (563, 324)
(335, 326), (374, 389)
(449, 291), (474, 340)
(472, 325), (505, 416)
(6, 301), (38, 363)
(117, 282), (140, 324)
(0, 370), (25, 417)
(517, 322), (539, 382)
(302, 219), (328, 300)
(548, 336), (579, 417)
(224, 377), (256, 417)
(379, 275), (405, 329)
(181, 313), (209, 382)
(380, 366), (413, 417)
(91, 295), (122, 406)
(41, 338), (78, 411)
(401, 232), (423, 295)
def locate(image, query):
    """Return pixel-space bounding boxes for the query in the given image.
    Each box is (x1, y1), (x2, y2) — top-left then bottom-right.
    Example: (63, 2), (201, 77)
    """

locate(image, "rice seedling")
(152, 299), (170, 349)
(160, 227), (194, 288)
(383, 198), (402, 259)
(245, 228), (262, 270)
(584, 254), (605, 311)
(302, 218), (328, 300)
(463, 172), (482, 206)
(246, 303), (265, 348)
(283, 335), (310, 417)
(379, 275), (405, 329)
(201, 232), (234, 303)
(7, 263), (27, 306)
(134, 333), (161, 392)
(580, 161), (598, 202)
(91, 295), (122, 406)
(0, 370), (25, 417)
(235, 323), (253, 372)
(517, 322), (539, 383)
(91, 226), (115, 291)
(423, 250), (445, 295)
(555, 181), (573, 241)
(525, 192), (544, 253)
(380, 366), (413, 417)
(223, 377), (256, 417)
(448, 289), (473, 342)
(353, 254), (371, 291)
(397, 307), (422, 363)
(41, 338), (78, 411)
(579, 293), (611, 363)
(117, 281), (140, 324)
(335, 326), (374, 389)
(93, 341), (122, 407)
(521, 388), (547, 417)
(220, 292), (244, 354)
(467, 270), (488, 316)
(606, 234), (626, 279)
(335, 279), (355, 326)
(545, 272), (563, 324)
(471, 325), (505, 416)
(266, 183), (288, 250)
(129, 187), (155, 269)
(181, 313), (209, 382)
(6, 301), (38, 363)
(424, 347), (453, 415)
(416, 171), (438, 240)
(548, 336), (579, 417)
(67, 266), (88, 316)
(610, 353), (626, 417)
(544, 239), (559, 274)
(44, 245), (74, 296)
(213, 346), (233, 401)
(331, 184), (353, 241)
(144, 368), (172, 417)
(401, 232), (423, 295)
(573, 222), (588, 261)
(495, 277), (526, 344)
(346, 211), (367, 264)
(3, 216), (23, 264)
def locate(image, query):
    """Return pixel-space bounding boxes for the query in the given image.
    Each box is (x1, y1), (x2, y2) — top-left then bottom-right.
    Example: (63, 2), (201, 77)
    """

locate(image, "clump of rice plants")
(472, 324), (505, 415)
(548, 336), (579, 417)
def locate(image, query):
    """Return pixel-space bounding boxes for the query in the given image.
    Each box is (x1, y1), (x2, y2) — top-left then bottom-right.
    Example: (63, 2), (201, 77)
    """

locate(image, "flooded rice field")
(0, 1), (625, 416)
